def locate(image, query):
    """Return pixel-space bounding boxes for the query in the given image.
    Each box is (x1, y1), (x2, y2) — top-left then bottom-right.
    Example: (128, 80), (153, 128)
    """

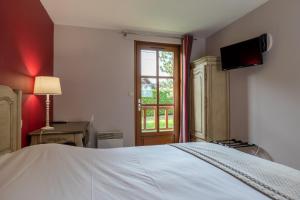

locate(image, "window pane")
(159, 78), (174, 104)
(141, 78), (157, 104)
(141, 50), (157, 76)
(141, 109), (144, 130)
(159, 106), (174, 132)
(159, 51), (174, 77)
(159, 108), (167, 129)
(141, 106), (157, 132)
(168, 108), (174, 129)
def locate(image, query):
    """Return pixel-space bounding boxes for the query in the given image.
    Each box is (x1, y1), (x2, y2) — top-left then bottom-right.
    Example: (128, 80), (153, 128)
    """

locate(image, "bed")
(0, 85), (300, 200)
(0, 85), (22, 156)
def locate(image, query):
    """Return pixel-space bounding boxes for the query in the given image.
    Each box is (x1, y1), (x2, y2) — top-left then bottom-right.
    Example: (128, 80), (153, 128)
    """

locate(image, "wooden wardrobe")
(191, 56), (230, 142)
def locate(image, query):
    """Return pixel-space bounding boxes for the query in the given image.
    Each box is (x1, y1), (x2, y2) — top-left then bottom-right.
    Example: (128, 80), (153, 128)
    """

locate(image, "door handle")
(138, 99), (141, 111)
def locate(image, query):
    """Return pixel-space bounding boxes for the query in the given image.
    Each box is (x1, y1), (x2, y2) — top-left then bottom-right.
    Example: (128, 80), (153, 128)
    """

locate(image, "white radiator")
(96, 131), (123, 149)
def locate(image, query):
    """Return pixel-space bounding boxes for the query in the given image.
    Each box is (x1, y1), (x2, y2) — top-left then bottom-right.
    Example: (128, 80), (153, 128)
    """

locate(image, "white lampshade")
(34, 76), (62, 95)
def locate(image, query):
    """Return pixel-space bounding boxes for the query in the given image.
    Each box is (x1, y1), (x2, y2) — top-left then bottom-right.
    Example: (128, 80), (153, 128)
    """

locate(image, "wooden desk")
(29, 122), (89, 147)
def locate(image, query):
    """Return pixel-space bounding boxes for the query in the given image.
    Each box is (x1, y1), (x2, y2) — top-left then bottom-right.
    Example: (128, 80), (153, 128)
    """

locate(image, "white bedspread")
(0, 144), (272, 200)
(172, 143), (300, 200)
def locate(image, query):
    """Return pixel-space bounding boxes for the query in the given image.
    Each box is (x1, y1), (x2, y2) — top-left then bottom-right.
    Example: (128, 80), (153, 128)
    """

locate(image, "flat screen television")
(220, 34), (267, 71)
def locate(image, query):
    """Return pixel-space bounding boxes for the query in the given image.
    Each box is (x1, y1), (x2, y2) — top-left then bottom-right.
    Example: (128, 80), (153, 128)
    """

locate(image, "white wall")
(54, 25), (205, 147)
(206, 0), (300, 169)
(190, 37), (206, 61)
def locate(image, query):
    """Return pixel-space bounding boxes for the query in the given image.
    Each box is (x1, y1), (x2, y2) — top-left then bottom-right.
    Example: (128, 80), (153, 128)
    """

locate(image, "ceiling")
(41, 0), (268, 37)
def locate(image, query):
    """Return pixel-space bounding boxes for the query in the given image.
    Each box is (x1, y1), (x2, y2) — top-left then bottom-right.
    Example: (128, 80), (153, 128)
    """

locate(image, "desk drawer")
(31, 134), (76, 145)
(43, 134), (75, 144)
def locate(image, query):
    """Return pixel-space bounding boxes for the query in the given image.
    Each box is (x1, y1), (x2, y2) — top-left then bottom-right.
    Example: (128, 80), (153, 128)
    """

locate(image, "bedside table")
(29, 122), (89, 147)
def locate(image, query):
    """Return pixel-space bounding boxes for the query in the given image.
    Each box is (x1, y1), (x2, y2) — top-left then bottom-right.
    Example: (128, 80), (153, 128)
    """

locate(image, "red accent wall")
(0, 0), (54, 146)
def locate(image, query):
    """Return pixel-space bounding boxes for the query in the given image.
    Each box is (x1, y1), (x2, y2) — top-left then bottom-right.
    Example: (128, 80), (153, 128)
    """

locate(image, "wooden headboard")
(0, 85), (22, 156)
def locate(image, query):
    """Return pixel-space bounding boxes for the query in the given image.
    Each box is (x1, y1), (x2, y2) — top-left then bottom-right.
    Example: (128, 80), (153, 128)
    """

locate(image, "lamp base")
(41, 126), (55, 130)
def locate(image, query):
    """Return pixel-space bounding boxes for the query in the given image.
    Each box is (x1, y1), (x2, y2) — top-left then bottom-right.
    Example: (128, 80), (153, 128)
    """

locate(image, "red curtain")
(180, 35), (193, 143)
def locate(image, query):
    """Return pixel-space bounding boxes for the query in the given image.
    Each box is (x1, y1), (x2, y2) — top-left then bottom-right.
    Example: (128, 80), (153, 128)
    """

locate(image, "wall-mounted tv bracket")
(260, 33), (273, 53)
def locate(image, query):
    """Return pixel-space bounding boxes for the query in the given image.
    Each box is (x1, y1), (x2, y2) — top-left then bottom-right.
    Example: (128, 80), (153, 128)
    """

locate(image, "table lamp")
(34, 76), (62, 130)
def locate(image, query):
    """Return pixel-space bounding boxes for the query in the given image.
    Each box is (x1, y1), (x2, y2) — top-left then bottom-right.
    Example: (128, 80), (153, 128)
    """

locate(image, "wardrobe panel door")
(192, 65), (206, 139)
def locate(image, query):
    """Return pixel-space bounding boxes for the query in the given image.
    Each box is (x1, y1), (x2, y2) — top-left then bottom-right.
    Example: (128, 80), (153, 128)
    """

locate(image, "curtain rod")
(121, 31), (198, 40)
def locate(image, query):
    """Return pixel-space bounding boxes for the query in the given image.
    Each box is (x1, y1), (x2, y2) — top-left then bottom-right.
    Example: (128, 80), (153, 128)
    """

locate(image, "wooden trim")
(140, 75), (174, 79)
(141, 132), (174, 137)
(135, 41), (181, 49)
(134, 41), (139, 145)
(156, 48), (159, 133)
(135, 41), (181, 146)
(178, 44), (183, 142)
(16, 90), (22, 149)
(141, 103), (174, 107)
(174, 44), (181, 143)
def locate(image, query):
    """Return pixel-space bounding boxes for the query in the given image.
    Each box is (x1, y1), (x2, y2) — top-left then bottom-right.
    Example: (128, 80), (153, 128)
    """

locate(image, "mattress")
(0, 143), (274, 200)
